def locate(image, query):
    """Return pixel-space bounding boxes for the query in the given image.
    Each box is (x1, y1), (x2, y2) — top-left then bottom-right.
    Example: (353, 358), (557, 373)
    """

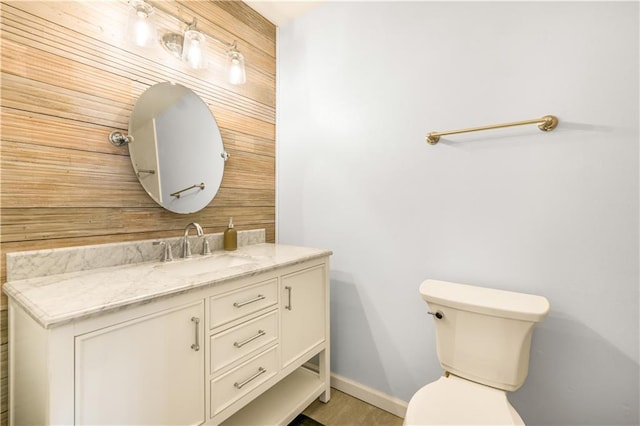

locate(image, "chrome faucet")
(182, 222), (204, 258)
(153, 240), (174, 262)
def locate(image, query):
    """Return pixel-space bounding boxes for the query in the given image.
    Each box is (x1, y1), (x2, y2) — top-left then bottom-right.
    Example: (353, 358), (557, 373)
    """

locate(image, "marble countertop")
(3, 243), (332, 329)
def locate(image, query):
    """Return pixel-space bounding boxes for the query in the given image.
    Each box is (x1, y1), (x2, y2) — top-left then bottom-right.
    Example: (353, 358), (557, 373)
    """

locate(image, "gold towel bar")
(426, 115), (558, 145)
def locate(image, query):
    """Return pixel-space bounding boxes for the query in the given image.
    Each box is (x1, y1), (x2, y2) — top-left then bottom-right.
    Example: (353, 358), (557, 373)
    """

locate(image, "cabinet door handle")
(191, 317), (200, 351)
(285, 286), (292, 310)
(233, 294), (265, 308)
(234, 367), (266, 389)
(233, 330), (266, 348)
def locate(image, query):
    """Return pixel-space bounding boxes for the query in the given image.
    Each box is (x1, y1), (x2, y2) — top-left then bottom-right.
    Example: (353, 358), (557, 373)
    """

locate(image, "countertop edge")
(4, 246), (332, 329)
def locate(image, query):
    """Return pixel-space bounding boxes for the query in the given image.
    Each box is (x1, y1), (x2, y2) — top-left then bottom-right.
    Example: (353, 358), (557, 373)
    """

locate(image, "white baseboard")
(330, 372), (408, 419)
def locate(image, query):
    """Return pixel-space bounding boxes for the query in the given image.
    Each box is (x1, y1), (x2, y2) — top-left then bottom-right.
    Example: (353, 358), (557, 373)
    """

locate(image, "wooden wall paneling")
(1, 131), (274, 209)
(0, 342), (6, 381)
(3, 1), (276, 105)
(222, 149), (275, 190)
(0, 38), (274, 133)
(2, 73), (131, 128)
(213, 0), (276, 46)
(212, 108), (274, 140)
(219, 128), (275, 157)
(1, 4), (275, 117)
(0, 1), (276, 422)
(0, 108), (127, 155)
(1, 206), (275, 243)
(213, 188), (275, 207)
(0, 376), (5, 426)
(0, 313), (5, 425)
(1, 5), (159, 84)
(1, 39), (139, 108)
(0, 140), (149, 208)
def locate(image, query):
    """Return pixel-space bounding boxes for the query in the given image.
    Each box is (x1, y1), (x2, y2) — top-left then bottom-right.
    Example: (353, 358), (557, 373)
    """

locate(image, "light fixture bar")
(136, 0), (246, 81)
(149, 2), (238, 50)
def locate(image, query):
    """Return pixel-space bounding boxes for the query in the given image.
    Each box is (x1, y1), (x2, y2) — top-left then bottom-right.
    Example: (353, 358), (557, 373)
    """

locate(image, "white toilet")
(405, 279), (550, 425)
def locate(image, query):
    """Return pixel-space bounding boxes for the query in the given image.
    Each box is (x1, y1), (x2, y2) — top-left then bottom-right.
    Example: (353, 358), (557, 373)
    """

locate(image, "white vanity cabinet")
(9, 290), (208, 426)
(75, 300), (205, 425)
(6, 248), (330, 426)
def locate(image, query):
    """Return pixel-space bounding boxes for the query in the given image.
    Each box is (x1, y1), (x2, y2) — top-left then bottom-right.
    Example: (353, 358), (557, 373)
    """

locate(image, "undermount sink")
(153, 253), (254, 275)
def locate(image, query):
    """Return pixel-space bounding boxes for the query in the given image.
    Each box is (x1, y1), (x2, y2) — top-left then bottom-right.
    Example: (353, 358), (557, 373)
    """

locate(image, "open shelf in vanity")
(223, 367), (325, 425)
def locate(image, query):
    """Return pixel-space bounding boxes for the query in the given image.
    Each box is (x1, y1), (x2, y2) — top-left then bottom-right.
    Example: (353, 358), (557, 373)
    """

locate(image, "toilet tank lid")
(420, 279), (550, 322)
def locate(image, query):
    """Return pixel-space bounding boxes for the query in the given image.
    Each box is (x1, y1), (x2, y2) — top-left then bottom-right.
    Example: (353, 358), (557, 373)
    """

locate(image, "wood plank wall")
(0, 1), (276, 422)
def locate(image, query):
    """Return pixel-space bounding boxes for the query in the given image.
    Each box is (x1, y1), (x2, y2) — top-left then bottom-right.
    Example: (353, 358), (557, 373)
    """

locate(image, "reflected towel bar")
(170, 182), (205, 198)
(426, 115), (558, 145)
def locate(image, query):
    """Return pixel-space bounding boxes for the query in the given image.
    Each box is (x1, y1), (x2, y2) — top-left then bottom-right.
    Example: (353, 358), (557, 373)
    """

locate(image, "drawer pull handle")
(234, 367), (266, 389)
(191, 317), (200, 351)
(233, 330), (266, 348)
(285, 286), (292, 310)
(233, 294), (265, 308)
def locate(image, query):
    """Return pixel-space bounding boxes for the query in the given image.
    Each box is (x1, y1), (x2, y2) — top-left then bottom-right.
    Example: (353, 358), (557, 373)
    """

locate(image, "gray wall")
(277, 2), (639, 425)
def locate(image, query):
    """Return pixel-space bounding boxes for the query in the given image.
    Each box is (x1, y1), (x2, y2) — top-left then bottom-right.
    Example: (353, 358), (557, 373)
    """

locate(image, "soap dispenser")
(224, 217), (237, 251)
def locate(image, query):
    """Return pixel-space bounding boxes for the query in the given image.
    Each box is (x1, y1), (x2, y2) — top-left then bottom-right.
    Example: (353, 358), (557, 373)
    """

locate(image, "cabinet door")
(75, 300), (205, 425)
(281, 265), (326, 368)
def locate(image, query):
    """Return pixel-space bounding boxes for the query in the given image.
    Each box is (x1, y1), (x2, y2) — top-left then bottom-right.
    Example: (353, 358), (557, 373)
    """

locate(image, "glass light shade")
(127, 1), (157, 48)
(182, 30), (208, 69)
(227, 48), (246, 85)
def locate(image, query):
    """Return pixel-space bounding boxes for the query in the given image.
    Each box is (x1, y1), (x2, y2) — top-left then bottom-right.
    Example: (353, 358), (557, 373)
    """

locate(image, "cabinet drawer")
(210, 310), (278, 374)
(210, 279), (277, 329)
(210, 346), (278, 416)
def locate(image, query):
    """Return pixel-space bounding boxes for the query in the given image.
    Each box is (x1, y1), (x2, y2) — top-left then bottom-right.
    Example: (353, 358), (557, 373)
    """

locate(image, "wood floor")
(303, 389), (404, 426)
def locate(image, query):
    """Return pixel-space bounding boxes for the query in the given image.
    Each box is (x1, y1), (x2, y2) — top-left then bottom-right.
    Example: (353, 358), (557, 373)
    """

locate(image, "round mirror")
(128, 82), (226, 214)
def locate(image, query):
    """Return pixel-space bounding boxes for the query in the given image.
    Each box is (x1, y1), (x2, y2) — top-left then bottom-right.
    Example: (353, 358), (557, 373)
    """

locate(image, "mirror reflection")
(128, 82), (226, 214)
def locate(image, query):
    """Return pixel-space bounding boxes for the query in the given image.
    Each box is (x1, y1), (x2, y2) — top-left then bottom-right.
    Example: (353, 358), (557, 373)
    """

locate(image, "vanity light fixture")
(126, 0), (247, 83)
(127, 0), (157, 49)
(161, 18), (246, 81)
(180, 19), (208, 70)
(227, 45), (246, 85)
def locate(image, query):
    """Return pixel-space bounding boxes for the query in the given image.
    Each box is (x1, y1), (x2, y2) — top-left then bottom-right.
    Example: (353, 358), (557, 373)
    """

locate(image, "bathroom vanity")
(3, 233), (331, 425)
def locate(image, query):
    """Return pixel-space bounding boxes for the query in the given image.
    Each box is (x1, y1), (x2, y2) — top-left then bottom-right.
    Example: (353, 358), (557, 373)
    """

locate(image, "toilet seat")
(404, 375), (524, 426)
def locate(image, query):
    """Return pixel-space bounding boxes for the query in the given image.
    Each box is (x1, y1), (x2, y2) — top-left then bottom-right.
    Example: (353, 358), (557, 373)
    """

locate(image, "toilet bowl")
(404, 279), (549, 425)
(405, 375), (523, 425)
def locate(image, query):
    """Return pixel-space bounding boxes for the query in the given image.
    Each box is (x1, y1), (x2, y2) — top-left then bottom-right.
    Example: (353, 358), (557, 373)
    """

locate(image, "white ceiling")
(244, 1), (325, 26)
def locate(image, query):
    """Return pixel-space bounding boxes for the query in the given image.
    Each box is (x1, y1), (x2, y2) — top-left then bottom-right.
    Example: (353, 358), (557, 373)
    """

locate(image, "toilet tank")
(421, 279), (549, 392)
